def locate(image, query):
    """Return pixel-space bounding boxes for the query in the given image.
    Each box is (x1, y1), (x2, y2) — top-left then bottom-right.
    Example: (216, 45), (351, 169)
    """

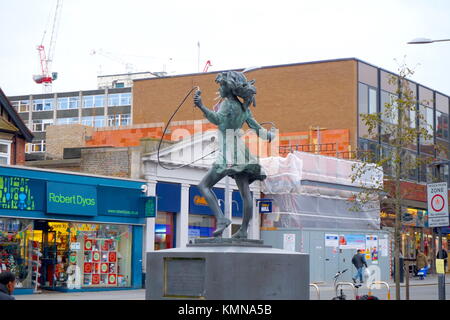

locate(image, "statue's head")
(215, 71), (256, 109)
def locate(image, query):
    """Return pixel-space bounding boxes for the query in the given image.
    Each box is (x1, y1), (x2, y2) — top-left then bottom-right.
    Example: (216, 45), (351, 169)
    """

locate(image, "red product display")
(92, 251), (100, 262)
(84, 239), (93, 251)
(92, 274), (100, 285)
(108, 274), (117, 285)
(100, 263), (108, 273)
(84, 263), (92, 273)
(108, 252), (117, 262)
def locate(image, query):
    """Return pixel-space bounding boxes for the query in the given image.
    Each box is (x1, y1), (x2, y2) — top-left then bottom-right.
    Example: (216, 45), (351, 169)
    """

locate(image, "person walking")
(0, 271), (16, 300)
(352, 249), (368, 284)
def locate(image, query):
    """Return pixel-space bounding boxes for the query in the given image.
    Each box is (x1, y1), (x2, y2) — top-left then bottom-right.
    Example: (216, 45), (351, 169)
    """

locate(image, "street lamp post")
(407, 38), (450, 45)
(429, 161), (449, 301)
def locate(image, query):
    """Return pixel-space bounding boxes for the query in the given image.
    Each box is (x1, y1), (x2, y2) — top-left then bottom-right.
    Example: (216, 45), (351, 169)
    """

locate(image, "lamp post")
(407, 38), (450, 44)
(429, 160), (449, 301)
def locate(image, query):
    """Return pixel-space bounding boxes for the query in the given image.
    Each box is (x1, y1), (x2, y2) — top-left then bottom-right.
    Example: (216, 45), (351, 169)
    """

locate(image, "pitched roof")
(0, 87), (33, 142)
(0, 117), (19, 132)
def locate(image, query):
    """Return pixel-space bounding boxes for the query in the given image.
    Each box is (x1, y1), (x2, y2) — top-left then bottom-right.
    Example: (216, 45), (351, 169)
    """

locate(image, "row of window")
(11, 93), (131, 112)
(28, 114), (131, 132)
(25, 140), (46, 153)
(358, 82), (449, 156)
(359, 138), (449, 184)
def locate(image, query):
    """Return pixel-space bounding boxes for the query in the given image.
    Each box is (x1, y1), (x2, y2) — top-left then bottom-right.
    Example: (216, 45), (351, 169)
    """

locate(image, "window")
(83, 95), (105, 108)
(33, 99), (54, 111)
(0, 140), (11, 164)
(379, 90), (399, 144)
(58, 97), (79, 110)
(108, 93), (131, 107)
(25, 140), (46, 153)
(419, 104), (434, 155)
(56, 117), (79, 125)
(358, 83), (377, 140)
(107, 114), (131, 127)
(436, 110), (449, 140)
(11, 100), (30, 113)
(32, 119), (53, 132)
(82, 116), (105, 127)
(0, 218), (34, 288)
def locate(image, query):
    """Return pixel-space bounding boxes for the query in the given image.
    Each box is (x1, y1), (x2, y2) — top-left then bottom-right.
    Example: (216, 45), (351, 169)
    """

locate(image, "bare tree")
(350, 62), (444, 300)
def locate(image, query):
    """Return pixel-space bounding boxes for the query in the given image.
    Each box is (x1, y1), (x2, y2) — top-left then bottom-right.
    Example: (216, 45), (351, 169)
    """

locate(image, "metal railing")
(309, 283), (320, 300)
(368, 281), (391, 300)
(279, 143), (373, 161)
(335, 282), (357, 300)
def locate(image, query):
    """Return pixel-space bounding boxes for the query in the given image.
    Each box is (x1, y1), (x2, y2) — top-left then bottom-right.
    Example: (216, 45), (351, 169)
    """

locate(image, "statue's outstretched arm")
(194, 90), (220, 125)
(246, 110), (275, 142)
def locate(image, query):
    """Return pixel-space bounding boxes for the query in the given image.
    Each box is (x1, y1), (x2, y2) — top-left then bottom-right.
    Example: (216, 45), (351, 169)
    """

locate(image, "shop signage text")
(47, 182), (97, 216)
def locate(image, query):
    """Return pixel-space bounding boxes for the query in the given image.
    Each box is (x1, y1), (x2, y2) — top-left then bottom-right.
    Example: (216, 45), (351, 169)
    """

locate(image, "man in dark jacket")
(0, 271), (16, 300)
(351, 249), (368, 284)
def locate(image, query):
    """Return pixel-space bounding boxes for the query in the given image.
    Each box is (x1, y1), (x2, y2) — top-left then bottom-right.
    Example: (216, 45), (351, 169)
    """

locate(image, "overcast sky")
(1, 0), (450, 96)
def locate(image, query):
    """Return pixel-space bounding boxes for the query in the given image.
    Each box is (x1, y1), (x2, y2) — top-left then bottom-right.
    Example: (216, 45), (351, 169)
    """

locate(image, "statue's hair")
(215, 71), (256, 110)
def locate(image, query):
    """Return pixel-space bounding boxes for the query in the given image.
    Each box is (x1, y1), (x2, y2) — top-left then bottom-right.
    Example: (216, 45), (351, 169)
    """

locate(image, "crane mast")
(33, 0), (63, 93)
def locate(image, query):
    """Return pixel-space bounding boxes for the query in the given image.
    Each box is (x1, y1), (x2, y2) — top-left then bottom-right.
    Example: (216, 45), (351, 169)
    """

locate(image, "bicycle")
(331, 268), (349, 300)
(331, 268), (379, 300)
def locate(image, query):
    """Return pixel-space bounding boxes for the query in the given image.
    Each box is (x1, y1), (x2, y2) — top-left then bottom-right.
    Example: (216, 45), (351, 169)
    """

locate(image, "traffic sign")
(427, 182), (449, 227)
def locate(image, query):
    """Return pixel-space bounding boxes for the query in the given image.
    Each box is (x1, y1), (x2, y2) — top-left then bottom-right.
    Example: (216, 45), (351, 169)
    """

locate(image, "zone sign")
(427, 182), (449, 227)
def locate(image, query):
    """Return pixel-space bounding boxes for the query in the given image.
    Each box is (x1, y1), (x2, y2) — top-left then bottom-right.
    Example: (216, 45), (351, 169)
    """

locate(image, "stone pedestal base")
(145, 242), (309, 300)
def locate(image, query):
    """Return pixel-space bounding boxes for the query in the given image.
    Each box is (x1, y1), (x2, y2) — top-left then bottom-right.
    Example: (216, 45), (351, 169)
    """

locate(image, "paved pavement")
(15, 289), (146, 300)
(310, 274), (450, 300)
(13, 275), (450, 300)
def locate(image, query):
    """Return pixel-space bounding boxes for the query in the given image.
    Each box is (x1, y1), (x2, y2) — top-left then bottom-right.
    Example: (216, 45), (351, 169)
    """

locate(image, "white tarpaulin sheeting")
(260, 152), (382, 230)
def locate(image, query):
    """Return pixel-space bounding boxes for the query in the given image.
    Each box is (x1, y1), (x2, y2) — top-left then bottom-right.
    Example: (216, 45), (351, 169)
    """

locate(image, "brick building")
(0, 88), (33, 165)
(132, 57), (450, 265)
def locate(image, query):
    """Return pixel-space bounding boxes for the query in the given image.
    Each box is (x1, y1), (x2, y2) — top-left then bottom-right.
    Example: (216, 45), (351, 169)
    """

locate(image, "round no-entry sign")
(431, 194), (445, 212)
(427, 182), (449, 227)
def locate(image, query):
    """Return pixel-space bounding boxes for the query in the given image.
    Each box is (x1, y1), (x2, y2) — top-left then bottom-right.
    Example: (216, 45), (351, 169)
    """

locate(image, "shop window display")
(69, 223), (132, 288)
(155, 211), (174, 250)
(188, 215), (216, 242)
(0, 218), (33, 289)
(30, 221), (132, 289)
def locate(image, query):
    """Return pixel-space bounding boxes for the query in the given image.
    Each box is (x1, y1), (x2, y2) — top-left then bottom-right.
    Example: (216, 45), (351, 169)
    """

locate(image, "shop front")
(0, 166), (148, 294)
(150, 181), (245, 248)
(188, 185), (244, 242)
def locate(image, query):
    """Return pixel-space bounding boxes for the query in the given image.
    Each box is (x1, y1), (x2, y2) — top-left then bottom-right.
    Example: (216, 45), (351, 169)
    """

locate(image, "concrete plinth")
(145, 242), (309, 300)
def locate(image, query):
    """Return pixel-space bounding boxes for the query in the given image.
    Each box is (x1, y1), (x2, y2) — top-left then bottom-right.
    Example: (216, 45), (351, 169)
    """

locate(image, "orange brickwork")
(85, 122), (218, 148)
(85, 122), (351, 159)
(132, 59), (359, 148)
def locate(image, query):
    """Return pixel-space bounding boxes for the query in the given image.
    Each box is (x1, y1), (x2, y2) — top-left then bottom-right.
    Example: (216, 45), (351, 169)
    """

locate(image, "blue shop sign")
(0, 175), (46, 212)
(258, 200), (273, 214)
(156, 182), (181, 213)
(47, 181), (97, 216)
(189, 186), (224, 215)
(98, 186), (144, 217)
(232, 191), (243, 217)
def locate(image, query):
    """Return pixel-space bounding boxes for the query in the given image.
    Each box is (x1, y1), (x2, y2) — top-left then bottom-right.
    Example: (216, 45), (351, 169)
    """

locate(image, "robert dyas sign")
(47, 182), (98, 216)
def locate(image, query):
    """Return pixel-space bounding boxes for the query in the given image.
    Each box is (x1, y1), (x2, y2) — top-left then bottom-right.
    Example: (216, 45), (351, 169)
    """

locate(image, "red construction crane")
(33, 0), (63, 92)
(203, 60), (212, 72)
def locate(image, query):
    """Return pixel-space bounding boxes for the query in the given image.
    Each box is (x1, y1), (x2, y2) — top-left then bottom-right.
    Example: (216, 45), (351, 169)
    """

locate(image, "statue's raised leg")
(198, 167), (230, 237)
